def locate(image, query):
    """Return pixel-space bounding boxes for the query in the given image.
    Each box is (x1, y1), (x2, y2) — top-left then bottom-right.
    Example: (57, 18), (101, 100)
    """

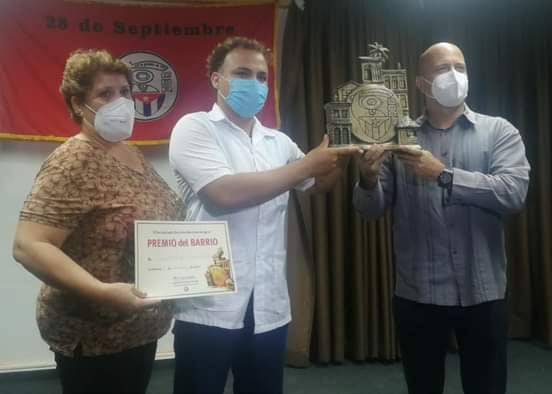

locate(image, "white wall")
(0, 141), (177, 372)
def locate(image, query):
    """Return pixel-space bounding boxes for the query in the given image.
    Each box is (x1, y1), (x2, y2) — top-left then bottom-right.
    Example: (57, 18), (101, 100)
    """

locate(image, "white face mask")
(424, 69), (469, 108)
(84, 97), (135, 142)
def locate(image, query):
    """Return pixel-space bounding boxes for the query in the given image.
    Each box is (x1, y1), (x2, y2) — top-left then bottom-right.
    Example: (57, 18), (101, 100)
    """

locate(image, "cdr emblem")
(121, 51), (178, 121)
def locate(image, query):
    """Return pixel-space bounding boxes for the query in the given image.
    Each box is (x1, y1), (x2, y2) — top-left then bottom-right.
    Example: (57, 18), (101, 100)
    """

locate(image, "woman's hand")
(98, 282), (160, 314)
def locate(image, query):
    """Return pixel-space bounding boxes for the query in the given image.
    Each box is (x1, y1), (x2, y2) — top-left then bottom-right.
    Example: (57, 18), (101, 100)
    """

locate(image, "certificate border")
(134, 220), (236, 300)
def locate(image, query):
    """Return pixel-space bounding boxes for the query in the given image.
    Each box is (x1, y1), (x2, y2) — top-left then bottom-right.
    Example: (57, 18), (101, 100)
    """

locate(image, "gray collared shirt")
(353, 106), (530, 306)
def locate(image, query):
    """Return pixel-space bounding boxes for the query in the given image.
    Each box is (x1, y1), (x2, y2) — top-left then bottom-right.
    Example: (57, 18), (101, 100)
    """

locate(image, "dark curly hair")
(206, 36), (272, 78)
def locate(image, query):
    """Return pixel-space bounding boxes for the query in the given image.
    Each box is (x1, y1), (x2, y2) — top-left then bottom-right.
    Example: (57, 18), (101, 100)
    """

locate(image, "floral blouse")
(20, 137), (183, 357)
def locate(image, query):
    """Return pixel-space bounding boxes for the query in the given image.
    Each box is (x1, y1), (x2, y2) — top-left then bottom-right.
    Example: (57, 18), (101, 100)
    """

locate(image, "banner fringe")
(0, 132), (168, 145)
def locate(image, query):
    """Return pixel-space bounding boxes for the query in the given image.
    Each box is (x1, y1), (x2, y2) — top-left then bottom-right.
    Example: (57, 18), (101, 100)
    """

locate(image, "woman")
(12, 49), (181, 394)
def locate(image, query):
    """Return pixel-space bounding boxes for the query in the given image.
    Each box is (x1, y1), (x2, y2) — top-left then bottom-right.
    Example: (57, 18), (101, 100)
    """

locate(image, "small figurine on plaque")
(324, 42), (420, 151)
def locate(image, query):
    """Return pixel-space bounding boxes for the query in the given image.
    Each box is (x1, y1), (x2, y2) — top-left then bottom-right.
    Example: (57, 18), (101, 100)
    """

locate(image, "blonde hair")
(59, 49), (133, 124)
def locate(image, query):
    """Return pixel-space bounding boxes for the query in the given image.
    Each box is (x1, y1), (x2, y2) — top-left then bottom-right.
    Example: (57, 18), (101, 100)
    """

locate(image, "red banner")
(0, 0), (278, 144)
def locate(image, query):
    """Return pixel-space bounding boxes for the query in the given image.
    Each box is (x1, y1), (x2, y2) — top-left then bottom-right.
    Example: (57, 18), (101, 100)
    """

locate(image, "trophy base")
(376, 143), (422, 151)
(330, 143), (422, 151)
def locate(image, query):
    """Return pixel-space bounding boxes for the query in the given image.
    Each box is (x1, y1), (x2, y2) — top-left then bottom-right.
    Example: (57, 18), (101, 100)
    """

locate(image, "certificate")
(134, 220), (237, 300)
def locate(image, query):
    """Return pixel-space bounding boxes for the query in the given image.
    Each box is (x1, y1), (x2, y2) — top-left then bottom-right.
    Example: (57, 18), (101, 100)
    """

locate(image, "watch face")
(438, 170), (452, 186)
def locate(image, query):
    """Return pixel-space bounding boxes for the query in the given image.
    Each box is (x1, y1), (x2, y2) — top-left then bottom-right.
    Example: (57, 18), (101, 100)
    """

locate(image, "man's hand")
(304, 135), (362, 178)
(310, 154), (352, 193)
(356, 144), (389, 189)
(394, 148), (445, 180)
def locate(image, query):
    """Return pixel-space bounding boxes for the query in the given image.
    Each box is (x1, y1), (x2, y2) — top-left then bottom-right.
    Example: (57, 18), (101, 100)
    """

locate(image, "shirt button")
(452, 250), (458, 255)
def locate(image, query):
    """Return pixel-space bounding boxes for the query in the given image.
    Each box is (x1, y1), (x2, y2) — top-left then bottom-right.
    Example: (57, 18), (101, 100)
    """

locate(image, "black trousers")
(54, 341), (157, 394)
(393, 296), (508, 394)
(173, 297), (289, 394)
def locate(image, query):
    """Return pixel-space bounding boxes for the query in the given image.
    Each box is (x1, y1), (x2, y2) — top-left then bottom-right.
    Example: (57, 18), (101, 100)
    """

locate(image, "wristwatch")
(437, 168), (453, 189)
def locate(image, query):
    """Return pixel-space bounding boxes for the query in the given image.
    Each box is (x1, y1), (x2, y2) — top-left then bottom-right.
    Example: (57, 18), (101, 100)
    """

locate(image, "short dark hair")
(206, 36), (272, 78)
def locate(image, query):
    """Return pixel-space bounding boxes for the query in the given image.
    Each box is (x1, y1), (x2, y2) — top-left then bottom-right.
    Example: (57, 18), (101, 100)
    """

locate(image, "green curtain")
(282, 0), (552, 365)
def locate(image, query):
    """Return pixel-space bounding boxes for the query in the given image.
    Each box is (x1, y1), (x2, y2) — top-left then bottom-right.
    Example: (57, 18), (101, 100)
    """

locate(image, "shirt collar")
(207, 103), (227, 122)
(463, 105), (477, 124)
(207, 103), (276, 142)
(415, 104), (477, 127)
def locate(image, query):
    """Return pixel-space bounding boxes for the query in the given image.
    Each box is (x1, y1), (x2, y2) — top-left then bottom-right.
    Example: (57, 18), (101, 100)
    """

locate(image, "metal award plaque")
(324, 43), (420, 150)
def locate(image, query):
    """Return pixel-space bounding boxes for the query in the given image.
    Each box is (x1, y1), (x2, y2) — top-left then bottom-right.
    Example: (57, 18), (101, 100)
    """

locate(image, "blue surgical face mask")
(218, 75), (268, 118)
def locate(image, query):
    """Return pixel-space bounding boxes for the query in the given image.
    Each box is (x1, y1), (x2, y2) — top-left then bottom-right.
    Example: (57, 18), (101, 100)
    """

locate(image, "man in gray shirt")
(353, 42), (530, 394)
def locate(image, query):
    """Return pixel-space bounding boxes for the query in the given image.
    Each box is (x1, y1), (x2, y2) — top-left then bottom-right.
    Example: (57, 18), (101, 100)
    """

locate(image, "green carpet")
(1, 340), (550, 394)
